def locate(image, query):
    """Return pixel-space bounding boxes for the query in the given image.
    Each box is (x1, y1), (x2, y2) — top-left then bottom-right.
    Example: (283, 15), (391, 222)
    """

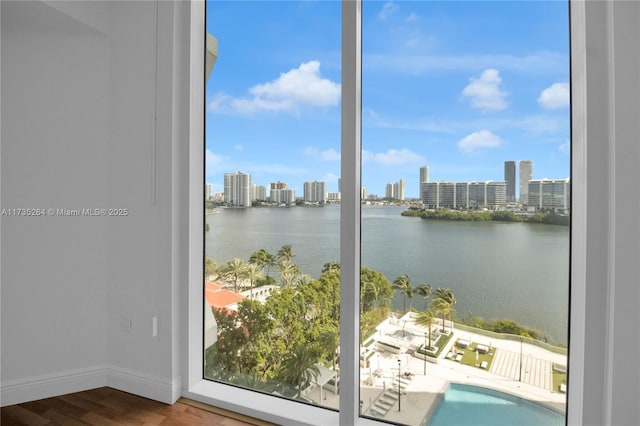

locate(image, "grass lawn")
(458, 342), (495, 370)
(552, 371), (567, 393)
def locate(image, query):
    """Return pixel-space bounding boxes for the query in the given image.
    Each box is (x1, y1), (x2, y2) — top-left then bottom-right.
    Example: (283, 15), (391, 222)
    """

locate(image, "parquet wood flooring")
(1, 387), (276, 426)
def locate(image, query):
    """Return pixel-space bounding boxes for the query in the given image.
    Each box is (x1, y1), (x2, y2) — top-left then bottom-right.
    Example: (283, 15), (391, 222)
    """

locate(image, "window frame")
(184, 1), (590, 425)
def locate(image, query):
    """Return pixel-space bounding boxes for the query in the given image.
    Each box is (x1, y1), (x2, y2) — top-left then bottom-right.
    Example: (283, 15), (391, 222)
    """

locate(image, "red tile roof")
(205, 282), (244, 309)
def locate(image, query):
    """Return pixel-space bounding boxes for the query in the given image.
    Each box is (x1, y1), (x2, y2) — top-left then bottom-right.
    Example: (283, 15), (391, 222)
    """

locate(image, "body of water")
(205, 204), (569, 344)
(426, 383), (565, 426)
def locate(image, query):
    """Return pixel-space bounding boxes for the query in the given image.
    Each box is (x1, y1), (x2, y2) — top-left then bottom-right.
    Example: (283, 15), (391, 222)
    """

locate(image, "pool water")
(427, 383), (565, 426)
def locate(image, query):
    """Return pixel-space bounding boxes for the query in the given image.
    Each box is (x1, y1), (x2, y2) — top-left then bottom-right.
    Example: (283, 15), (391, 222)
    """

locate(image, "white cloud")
(538, 82), (570, 109)
(379, 1), (398, 20)
(362, 148), (425, 166)
(303, 147), (318, 157)
(234, 145), (244, 151)
(457, 130), (503, 153)
(303, 147), (341, 161)
(320, 148), (341, 161)
(206, 149), (225, 168)
(363, 107), (380, 120)
(208, 61), (340, 115)
(406, 13), (421, 22)
(558, 139), (570, 153)
(462, 69), (508, 111)
(323, 173), (340, 183)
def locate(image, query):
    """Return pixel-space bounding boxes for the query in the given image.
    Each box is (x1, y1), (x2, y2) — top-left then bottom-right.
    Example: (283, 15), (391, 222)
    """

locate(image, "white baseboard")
(1, 365), (109, 407)
(1, 365), (181, 407)
(107, 366), (177, 404)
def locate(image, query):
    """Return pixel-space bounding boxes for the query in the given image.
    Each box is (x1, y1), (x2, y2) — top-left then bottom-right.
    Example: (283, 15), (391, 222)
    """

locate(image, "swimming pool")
(426, 383), (564, 426)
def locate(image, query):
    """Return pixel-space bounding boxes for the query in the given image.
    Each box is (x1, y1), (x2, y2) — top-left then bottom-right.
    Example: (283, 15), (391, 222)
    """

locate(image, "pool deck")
(305, 313), (567, 425)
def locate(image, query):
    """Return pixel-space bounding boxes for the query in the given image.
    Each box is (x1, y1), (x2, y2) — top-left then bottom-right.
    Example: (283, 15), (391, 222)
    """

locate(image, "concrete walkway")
(305, 314), (568, 425)
(490, 349), (552, 390)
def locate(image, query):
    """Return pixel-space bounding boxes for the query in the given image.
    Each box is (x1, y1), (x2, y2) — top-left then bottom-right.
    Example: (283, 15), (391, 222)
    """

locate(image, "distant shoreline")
(401, 209), (569, 226)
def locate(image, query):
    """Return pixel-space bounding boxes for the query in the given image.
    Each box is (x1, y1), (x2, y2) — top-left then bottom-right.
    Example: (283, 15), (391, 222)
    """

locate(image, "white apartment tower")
(422, 181), (506, 209)
(519, 160), (533, 204)
(224, 171), (252, 207)
(252, 184), (267, 201)
(385, 183), (394, 199)
(205, 183), (213, 200)
(394, 179), (406, 201)
(420, 166), (429, 184)
(528, 178), (570, 213)
(270, 189), (296, 205)
(385, 179), (405, 200)
(303, 181), (327, 203)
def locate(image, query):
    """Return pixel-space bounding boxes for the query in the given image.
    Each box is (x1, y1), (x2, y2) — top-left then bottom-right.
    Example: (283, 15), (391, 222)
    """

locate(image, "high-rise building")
(456, 182), (470, 208)
(422, 181), (506, 209)
(519, 160), (533, 204)
(224, 171), (252, 207)
(327, 192), (341, 202)
(385, 183), (394, 199)
(270, 181), (288, 190)
(252, 184), (267, 201)
(205, 183), (213, 200)
(303, 181), (327, 203)
(270, 189), (296, 205)
(486, 182), (507, 207)
(394, 179), (406, 201)
(385, 179), (405, 200)
(420, 166), (429, 184)
(528, 178), (570, 213)
(504, 161), (516, 202)
(422, 182), (455, 209)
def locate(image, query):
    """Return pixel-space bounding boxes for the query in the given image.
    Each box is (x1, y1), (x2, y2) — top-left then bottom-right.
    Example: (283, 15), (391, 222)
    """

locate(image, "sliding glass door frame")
(183, 1), (594, 425)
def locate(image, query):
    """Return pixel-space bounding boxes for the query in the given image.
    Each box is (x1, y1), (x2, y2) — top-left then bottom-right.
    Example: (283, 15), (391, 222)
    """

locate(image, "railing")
(453, 322), (568, 355)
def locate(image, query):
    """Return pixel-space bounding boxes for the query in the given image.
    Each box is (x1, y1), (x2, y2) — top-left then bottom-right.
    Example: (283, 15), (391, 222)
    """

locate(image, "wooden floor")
(0, 387), (275, 426)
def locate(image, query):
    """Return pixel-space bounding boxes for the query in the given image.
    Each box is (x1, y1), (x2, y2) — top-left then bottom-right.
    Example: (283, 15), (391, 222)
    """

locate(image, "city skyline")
(206, 1), (570, 199)
(211, 157), (567, 201)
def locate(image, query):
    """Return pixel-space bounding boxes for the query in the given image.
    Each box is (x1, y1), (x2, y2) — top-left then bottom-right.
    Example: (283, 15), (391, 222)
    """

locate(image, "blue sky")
(206, 1), (570, 199)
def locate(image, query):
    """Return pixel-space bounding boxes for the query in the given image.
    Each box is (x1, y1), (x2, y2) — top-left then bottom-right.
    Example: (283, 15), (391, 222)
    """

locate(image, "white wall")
(1, 0), (111, 401)
(1, 0), (186, 405)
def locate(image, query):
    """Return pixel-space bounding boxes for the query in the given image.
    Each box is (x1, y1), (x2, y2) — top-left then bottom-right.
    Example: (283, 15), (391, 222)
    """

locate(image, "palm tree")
(432, 288), (456, 332)
(415, 310), (435, 349)
(318, 325), (339, 372)
(393, 274), (414, 313)
(249, 249), (276, 277)
(278, 260), (300, 287)
(415, 283), (432, 310)
(280, 344), (320, 398)
(249, 249), (268, 268)
(263, 251), (276, 279)
(220, 258), (248, 293)
(322, 261), (340, 274)
(277, 244), (295, 265)
(246, 263), (264, 299)
(294, 273), (313, 288)
(360, 279), (379, 313)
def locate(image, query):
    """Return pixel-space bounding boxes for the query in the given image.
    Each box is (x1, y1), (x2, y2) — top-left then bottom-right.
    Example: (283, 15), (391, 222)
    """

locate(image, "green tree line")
(401, 208), (569, 226)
